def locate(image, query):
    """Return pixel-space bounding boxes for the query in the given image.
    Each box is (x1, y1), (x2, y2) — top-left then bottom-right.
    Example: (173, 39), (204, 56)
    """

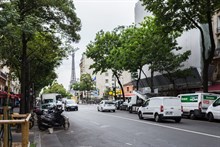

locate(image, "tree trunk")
(202, 61), (209, 92)
(136, 68), (142, 90)
(150, 69), (154, 93)
(20, 32), (27, 114)
(114, 74), (125, 99)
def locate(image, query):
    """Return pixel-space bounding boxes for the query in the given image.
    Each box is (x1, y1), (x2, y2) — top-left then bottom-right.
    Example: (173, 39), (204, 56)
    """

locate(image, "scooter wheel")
(63, 122), (70, 130)
(38, 124), (48, 131)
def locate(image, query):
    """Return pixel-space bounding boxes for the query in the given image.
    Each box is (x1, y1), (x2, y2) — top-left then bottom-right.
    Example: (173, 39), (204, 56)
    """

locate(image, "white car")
(97, 100), (116, 112)
(206, 97), (220, 121)
(138, 97), (182, 123)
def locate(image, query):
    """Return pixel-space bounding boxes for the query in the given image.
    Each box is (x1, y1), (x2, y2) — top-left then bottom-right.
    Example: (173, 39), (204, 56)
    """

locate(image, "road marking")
(98, 113), (220, 139)
(100, 125), (110, 128)
(125, 143), (133, 146)
(90, 121), (100, 126)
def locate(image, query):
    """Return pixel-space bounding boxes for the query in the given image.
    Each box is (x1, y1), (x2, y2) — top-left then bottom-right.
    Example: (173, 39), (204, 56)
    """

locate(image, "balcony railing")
(0, 71), (7, 80)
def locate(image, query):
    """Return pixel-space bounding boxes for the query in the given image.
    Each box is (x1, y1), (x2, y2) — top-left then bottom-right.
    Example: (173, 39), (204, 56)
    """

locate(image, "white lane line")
(90, 121), (100, 126)
(97, 112), (220, 139)
(125, 143), (133, 146)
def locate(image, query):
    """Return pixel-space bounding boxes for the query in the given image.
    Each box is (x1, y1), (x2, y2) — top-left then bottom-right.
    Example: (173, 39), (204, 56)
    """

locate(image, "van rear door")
(163, 98), (182, 116)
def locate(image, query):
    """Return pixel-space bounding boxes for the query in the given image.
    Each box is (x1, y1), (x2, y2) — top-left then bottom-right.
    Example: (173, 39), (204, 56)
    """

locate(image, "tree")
(43, 82), (71, 98)
(141, 0), (220, 92)
(80, 73), (95, 102)
(121, 17), (190, 93)
(0, 0), (81, 113)
(120, 24), (149, 91)
(86, 27), (126, 99)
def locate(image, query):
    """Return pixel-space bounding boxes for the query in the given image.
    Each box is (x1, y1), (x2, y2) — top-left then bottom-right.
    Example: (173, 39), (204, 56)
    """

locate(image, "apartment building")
(210, 12), (220, 90)
(79, 53), (132, 99)
(0, 64), (20, 94)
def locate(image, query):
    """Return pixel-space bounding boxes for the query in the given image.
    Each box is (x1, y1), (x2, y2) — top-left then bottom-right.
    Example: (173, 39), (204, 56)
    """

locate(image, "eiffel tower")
(69, 52), (77, 91)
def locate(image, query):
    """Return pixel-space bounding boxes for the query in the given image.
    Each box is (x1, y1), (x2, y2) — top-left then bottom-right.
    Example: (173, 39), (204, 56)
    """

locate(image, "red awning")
(208, 84), (220, 92)
(0, 91), (8, 98)
(124, 93), (135, 97)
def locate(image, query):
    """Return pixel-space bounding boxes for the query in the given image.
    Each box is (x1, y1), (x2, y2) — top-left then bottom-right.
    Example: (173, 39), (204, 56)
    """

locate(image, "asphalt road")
(52, 104), (220, 147)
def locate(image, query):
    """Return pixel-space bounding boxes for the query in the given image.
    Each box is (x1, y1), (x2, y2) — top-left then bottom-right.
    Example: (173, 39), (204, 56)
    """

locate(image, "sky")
(55, 0), (138, 90)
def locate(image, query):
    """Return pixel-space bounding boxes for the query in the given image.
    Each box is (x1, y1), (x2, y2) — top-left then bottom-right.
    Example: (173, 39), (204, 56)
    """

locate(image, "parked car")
(178, 93), (219, 119)
(206, 97), (220, 121)
(97, 100), (116, 112)
(138, 96), (182, 123)
(119, 101), (128, 110)
(115, 100), (124, 110)
(65, 99), (78, 111)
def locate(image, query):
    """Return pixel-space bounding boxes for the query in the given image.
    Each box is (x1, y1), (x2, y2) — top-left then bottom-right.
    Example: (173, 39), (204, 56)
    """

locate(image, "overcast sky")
(55, 0), (137, 90)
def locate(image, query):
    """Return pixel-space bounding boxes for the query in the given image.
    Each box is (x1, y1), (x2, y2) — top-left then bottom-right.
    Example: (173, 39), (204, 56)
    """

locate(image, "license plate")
(166, 111), (173, 115)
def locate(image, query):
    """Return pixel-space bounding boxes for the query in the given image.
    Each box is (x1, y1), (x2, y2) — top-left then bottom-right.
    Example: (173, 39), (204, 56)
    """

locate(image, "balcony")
(0, 71), (7, 80)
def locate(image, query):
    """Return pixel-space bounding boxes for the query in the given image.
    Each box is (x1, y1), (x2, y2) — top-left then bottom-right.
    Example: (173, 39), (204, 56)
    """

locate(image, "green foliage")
(0, 0), (81, 113)
(43, 82), (71, 98)
(86, 27), (126, 97)
(86, 27), (124, 75)
(72, 82), (82, 91)
(140, 0), (220, 92)
(80, 73), (95, 91)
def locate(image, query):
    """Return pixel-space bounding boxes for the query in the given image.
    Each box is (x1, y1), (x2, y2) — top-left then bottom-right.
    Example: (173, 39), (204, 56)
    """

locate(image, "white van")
(206, 97), (220, 121)
(138, 97), (182, 123)
(178, 93), (219, 119)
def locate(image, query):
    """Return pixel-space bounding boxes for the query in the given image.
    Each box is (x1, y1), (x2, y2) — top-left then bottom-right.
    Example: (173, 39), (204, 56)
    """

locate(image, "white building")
(79, 53), (132, 99)
(135, 1), (201, 80)
(0, 63), (20, 94)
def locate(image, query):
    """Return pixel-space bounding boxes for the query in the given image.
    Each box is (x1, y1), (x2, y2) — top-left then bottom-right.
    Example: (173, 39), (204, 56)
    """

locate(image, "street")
(43, 104), (220, 147)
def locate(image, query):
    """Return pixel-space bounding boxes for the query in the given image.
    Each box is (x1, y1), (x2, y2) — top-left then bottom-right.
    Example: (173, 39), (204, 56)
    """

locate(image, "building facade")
(0, 63), (20, 94)
(79, 53), (132, 99)
(134, 1), (220, 94)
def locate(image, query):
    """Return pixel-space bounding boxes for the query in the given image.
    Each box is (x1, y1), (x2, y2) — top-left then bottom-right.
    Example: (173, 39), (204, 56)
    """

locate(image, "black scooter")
(36, 107), (70, 131)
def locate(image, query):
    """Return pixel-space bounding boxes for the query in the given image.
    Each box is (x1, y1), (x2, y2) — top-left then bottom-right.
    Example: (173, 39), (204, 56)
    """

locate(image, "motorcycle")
(36, 106), (70, 131)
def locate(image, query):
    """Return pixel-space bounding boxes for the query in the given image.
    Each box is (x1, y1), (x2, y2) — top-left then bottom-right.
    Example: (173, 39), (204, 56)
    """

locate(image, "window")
(213, 98), (220, 106)
(105, 72), (108, 76)
(217, 16), (220, 33)
(127, 87), (129, 92)
(105, 79), (109, 83)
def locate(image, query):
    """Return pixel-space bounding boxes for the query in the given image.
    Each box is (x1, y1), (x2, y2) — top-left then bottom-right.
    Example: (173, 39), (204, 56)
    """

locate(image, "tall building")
(69, 52), (77, 90)
(134, 1), (220, 93)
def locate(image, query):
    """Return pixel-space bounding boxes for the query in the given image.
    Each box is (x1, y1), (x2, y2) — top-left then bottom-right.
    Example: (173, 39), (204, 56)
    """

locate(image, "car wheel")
(207, 113), (214, 122)
(113, 110), (115, 112)
(138, 112), (143, 120)
(190, 112), (196, 120)
(129, 107), (132, 113)
(175, 118), (181, 123)
(154, 113), (161, 122)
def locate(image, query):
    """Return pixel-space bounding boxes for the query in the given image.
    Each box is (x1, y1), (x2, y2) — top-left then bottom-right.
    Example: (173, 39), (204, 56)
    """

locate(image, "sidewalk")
(12, 108), (63, 147)
(33, 126), (63, 147)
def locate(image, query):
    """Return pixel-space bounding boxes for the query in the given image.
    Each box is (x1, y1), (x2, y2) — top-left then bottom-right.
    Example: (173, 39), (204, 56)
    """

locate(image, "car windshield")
(44, 99), (54, 103)
(105, 101), (114, 104)
(66, 100), (76, 104)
